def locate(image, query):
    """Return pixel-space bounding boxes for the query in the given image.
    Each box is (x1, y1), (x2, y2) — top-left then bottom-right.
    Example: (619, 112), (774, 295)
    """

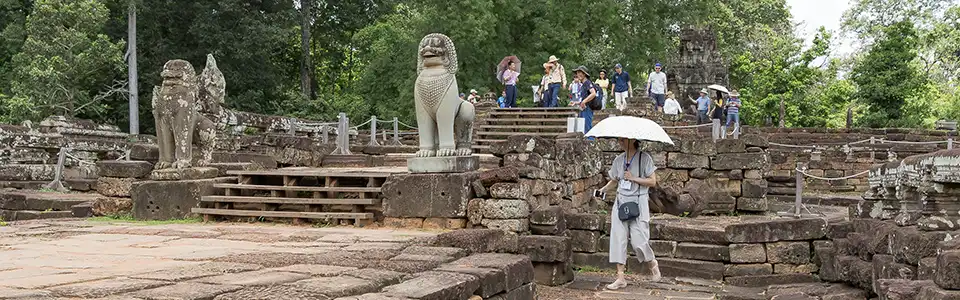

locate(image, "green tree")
(3, 0), (125, 123)
(851, 20), (925, 127)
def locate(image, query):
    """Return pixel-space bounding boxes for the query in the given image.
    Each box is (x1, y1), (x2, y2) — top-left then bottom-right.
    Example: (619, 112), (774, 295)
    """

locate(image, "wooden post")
(794, 162), (803, 218)
(778, 96), (785, 128)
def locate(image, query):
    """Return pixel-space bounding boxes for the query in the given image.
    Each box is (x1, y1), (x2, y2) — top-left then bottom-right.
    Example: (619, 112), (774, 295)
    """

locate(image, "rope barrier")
(662, 123), (713, 129)
(64, 152), (96, 166)
(769, 142), (817, 149)
(878, 139), (949, 145)
(796, 168), (869, 181)
(351, 119), (373, 130)
(397, 120), (418, 130)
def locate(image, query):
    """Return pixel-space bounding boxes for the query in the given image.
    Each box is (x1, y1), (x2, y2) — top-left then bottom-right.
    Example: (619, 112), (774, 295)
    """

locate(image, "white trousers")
(615, 92), (629, 111)
(609, 196), (655, 265)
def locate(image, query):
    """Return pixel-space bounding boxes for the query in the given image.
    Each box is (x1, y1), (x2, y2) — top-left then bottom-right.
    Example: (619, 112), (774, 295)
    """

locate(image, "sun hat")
(729, 90), (740, 97)
(548, 55), (559, 63)
(470, 89), (478, 94)
(666, 91), (674, 97)
(572, 65), (590, 77)
(700, 88), (708, 94)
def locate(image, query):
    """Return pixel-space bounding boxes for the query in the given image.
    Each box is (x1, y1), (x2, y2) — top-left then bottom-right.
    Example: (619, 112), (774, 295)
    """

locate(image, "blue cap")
(655, 63), (662, 67)
(615, 63), (622, 69)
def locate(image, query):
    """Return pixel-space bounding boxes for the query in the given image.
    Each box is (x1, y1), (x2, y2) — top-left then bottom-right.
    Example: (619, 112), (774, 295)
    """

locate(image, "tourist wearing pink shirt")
(502, 61), (519, 108)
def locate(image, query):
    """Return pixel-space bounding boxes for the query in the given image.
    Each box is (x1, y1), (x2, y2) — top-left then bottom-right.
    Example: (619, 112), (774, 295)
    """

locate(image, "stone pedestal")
(131, 178), (227, 220)
(382, 172), (478, 218)
(407, 156), (479, 173)
(150, 167), (218, 181)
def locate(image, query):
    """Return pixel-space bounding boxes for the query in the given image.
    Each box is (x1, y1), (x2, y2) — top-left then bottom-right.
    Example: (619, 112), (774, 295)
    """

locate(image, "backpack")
(588, 81), (603, 110)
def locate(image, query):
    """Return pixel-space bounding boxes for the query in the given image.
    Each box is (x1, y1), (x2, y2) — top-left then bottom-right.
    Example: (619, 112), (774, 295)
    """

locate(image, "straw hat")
(572, 65), (590, 77)
(729, 90), (740, 97)
(547, 55), (559, 63)
(666, 91), (674, 97)
(699, 88), (708, 94)
(543, 62), (552, 69)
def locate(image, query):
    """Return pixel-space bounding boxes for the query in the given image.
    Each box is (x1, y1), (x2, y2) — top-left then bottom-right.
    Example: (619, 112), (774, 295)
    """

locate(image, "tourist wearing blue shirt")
(611, 64), (632, 111)
(726, 90), (742, 128)
(497, 91), (506, 108)
(695, 88), (711, 124)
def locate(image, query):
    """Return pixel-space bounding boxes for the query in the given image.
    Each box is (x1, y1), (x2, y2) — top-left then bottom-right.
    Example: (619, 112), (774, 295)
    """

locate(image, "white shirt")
(648, 71), (667, 94)
(663, 98), (681, 115)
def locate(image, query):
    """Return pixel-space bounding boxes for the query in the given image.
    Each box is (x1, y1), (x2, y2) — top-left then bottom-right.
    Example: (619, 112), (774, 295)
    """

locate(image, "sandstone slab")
(480, 199), (529, 219)
(97, 160), (154, 178)
(936, 250), (960, 289)
(724, 264), (773, 277)
(381, 271), (480, 300)
(382, 172), (477, 218)
(150, 167), (218, 180)
(407, 156), (479, 173)
(725, 218), (827, 243)
(434, 265), (506, 298)
(128, 282), (242, 300)
(446, 253), (533, 291)
(518, 235), (571, 262)
(96, 177), (136, 197)
(766, 242), (811, 264)
(214, 286), (333, 300)
(532, 262), (574, 286)
(50, 278), (170, 298)
(291, 276), (380, 298)
(192, 270), (310, 286)
(674, 243), (729, 262)
(131, 178), (223, 220)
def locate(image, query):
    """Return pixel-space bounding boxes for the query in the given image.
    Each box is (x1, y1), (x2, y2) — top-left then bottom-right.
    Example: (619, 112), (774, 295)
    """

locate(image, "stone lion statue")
(414, 33), (475, 157)
(151, 57), (219, 169)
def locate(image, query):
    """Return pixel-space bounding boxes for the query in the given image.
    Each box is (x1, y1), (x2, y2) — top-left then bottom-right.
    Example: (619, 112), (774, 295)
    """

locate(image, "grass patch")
(88, 214), (203, 225)
(0, 216), (7, 226)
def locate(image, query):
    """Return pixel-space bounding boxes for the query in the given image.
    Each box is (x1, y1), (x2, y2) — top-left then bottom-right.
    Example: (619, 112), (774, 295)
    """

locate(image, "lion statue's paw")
(172, 160), (192, 169)
(437, 148), (457, 157)
(455, 148), (473, 156)
(155, 161), (171, 170)
(415, 150), (436, 157)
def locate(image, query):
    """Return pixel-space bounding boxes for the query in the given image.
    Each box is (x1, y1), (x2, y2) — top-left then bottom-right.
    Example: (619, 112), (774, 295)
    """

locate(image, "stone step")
(488, 111), (578, 117)
(214, 184), (381, 193)
(767, 195), (862, 207)
(201, 195), (378, 205)
(0, 180), (97, 191)
(477, 125), (568, 130)
(0, 209), (74, 221)
(191, 208), (372, 220)
(482, 118), (570, 124)
(206, 162), (263, 177)
(493, 107), (579, 112)
(0, 189), (101, 211)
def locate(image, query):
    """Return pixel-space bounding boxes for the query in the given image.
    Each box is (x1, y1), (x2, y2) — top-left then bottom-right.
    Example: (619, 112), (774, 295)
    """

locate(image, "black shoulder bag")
(617, 151), (642, 221)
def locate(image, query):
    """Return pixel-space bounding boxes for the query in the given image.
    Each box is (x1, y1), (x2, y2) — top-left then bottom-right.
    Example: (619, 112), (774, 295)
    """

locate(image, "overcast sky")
(787, 0), (854, 55)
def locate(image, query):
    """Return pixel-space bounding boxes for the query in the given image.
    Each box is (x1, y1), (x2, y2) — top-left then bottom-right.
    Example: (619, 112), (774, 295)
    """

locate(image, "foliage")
(2, 0), (124, 124)
(88, 214), (203, 225)
(850, 21), (925, 128)
(842, 0), (949, 43)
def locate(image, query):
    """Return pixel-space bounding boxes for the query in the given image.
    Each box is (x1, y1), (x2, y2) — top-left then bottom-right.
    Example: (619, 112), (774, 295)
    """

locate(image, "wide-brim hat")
(547, 55), (559, 63)
(729, 90), (740, 97)
(699, 88), (708, 94)
(543, 62), (552, 69)
(573, 66), (590, 77)
(470, 89), (478, 94)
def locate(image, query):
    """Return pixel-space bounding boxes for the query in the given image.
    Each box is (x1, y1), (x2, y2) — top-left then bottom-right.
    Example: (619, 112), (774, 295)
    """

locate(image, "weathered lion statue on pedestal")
(151, 56), (220, 170)
(414, 33), (475, 157)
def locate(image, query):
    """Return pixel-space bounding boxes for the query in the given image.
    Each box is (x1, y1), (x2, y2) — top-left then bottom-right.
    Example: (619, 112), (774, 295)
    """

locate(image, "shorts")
(652, 93), (665, 107)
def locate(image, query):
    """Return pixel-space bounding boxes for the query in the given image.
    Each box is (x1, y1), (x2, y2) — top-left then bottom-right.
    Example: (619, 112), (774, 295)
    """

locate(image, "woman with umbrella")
(587, 116), (667, 289)
(497, 56), (521, 108)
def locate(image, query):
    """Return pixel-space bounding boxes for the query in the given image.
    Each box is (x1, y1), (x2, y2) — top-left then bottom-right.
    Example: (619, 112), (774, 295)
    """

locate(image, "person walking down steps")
(601, 137), (662, 290)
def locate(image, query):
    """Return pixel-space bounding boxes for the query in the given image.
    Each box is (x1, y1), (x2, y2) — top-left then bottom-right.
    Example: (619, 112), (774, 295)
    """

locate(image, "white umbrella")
(585, 116), (675, 145)
(707, 84), (729, 94)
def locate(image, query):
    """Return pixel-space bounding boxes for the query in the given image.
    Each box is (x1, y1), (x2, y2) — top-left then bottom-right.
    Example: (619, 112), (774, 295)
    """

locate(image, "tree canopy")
(0, 0), (957, 130)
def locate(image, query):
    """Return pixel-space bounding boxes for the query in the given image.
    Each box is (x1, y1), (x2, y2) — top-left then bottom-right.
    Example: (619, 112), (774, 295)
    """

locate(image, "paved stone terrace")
(1, 220), (540, 299)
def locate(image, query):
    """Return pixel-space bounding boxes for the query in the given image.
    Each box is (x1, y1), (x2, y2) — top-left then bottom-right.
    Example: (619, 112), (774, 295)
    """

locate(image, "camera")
(593, 189), (606, 199)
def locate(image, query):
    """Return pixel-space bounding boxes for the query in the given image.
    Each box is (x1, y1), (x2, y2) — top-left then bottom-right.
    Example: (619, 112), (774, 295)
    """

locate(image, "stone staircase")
(473, 107), (579, 152)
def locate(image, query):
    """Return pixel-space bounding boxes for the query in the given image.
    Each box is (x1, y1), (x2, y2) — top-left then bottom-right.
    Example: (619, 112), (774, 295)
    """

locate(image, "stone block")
(889, 226), (952, 266)
(837, 256), (873, 290)
(826, 221), (853, 239)
(873, 254), (916, 283)
(741, 134), (769, 148)
(433, 229), (519, 254)
(434, 265), (506, 298)
(193, 270), (310, 286)
(49, 278), (170, 298)
(407, 156), (479, 173)
(387, 272), (481, 300)
(95, 177), (135, 197)
(773, 263), (818, 274)
(918, 285), (960, 300)
(647, 258), (725, 281)
(730, 244), (767, 263)
(92, 197), (132, 216)
(729, 169), (744, 180)
(478, 166), (520, 186)
(502, 283), (536, 300)
(656, 221), (727, 244)
(471, 181), (488, 198)
(817, 244), (840, 282)
(490, 135), (557, 157)
(674, 243), (729, 262)
(150, 167), (218, 180)
(97, 160), (153, 178)
(876, 279), (938, 300)
(529, 206), (563, 225)
(725, 218), (827, 243)
(744, 170), (762, 180)
(488, 183), (532, 200)
(383, 172), (477, 218)
(0, 164), (55, 181)
(571, 252), (615, 270)
(566, 230), (600, 253)
(710, 153), (768, 170)
(447, 253), (534, 291)
(467, 199), (483, 226)
(71, 202), (93, 218)
(480, 199), (530, 219)
(129, 282), (242, 300)
(741, 179), (768, 198)
(667, 153), (709, 169)
(293, 277), (381, 298)
(736, 197), (768, 212)
(651, 240), (677, 257)
(518, 235), (571, 262)
(383, 217), (424, 228)
(481, 219), (528, 232)
(936, 250), (960, 290)
(131, 178), (223, 221)
(681, 139), (717, 156)
(213, 286), (334, 300)
(565, 213), (604, 230)
(690, 168), (711, 179)
(724, 274), (819, 287)
(422, 218), (466, 230)
(716, 139), (746, 153)
(920, 257), (939, 281)
(532, 262), (574, 286)
(724, 264), (773, 277)
(766, 242), (811, 264)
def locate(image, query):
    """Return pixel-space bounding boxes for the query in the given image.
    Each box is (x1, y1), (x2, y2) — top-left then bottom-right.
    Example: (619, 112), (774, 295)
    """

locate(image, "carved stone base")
(150, 167), (218, 181)
(407, 156), (479, 173)
(131, 178), (228, 220)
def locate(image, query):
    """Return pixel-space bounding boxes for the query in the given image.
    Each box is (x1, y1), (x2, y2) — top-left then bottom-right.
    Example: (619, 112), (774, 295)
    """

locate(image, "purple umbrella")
(496, 56), (522, 84)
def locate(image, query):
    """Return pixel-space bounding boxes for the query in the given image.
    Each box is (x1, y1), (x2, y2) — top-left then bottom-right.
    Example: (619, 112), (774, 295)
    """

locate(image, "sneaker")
(606, 278), (628, 290)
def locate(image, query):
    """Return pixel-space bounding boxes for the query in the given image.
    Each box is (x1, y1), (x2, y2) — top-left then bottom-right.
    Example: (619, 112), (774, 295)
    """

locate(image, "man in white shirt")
(646, 63), (667, 113)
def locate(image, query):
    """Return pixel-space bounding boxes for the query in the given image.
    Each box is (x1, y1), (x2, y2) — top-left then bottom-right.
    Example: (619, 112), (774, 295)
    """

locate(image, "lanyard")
(624, 151), (637, 173)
